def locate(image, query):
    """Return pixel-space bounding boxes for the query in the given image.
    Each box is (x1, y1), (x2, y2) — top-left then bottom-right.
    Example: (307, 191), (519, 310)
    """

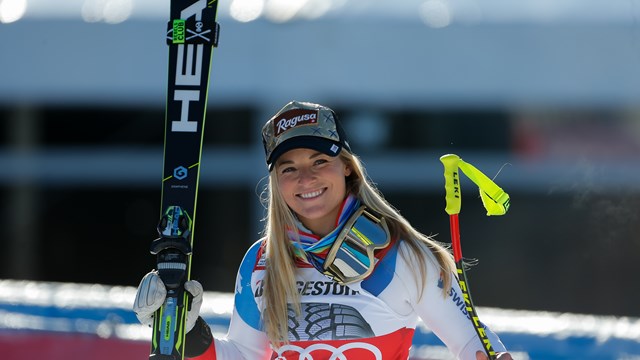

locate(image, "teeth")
(299, 189), (323, 199)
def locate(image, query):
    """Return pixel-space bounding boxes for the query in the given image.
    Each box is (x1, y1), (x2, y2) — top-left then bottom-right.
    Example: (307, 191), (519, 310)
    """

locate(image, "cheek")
(334, 172), (349, 195)
(281, 179), (295, 193)
(276, 177), (293, 197)
(278, 186), (297, 209)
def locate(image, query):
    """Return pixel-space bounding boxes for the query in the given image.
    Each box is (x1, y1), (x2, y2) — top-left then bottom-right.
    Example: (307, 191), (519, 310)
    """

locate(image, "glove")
(133, 270), (203, 332)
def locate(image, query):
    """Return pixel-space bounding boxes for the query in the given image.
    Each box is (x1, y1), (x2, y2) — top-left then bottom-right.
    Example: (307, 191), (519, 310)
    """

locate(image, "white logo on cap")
(330, 144), (339, 154)
(274, 110), (318, 136)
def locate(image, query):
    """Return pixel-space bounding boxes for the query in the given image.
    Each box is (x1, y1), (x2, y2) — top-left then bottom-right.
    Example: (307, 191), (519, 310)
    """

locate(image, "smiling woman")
(133, 100), (514, 359)
(274, 148), (352, 236)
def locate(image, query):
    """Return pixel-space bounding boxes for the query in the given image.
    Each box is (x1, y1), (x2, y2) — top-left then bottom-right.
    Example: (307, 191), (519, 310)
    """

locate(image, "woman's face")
(275, 148), (352, 237)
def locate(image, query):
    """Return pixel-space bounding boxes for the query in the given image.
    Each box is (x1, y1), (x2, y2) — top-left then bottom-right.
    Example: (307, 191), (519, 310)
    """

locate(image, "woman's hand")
(133, 270), (204, 332)
(476, 351), (514, 360)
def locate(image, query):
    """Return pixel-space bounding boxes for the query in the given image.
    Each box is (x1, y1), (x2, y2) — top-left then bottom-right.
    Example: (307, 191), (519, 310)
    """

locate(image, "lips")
(298, 188), (326, 199)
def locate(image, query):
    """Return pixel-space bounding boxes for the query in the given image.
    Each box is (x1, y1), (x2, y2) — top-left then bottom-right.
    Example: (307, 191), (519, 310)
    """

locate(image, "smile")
(298, 188), (325, 199)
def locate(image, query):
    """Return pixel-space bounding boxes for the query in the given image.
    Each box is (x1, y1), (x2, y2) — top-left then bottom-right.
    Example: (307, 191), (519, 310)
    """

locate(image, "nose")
(297, 166), (316, 184)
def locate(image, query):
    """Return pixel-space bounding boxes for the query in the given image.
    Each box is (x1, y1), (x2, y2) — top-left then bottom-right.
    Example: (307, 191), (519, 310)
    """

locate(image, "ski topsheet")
(149, 1), (219, 359)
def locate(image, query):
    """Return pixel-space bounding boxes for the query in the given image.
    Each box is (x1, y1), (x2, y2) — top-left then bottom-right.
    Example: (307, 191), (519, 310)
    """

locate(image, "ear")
(344, 163), (352, 177)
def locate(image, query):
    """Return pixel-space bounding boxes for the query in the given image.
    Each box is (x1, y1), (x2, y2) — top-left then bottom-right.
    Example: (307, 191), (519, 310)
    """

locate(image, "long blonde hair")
(260, 150), (456, 346)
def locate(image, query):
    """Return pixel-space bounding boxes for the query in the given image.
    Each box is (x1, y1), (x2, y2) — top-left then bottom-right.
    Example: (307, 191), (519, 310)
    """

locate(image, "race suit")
(185, 237), (507, 360)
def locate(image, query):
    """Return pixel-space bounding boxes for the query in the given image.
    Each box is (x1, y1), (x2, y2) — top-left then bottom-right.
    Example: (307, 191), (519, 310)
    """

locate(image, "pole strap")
(440, 154), (510, 216)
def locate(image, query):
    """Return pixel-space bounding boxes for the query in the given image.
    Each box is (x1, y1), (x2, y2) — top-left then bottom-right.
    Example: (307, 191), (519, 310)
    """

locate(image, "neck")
(297, 194), (357, 238)
(301, 218), (336, 238)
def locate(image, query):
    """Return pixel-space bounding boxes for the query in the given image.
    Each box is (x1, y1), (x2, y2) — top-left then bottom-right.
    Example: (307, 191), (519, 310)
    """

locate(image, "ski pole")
(440, 154), (510, 360)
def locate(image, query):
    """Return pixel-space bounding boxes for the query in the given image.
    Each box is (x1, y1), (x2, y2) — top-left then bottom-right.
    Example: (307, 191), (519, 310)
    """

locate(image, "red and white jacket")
(188, 238), (506, 360)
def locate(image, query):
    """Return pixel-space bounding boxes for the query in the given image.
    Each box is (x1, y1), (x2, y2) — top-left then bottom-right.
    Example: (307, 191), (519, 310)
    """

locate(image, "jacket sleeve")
(395, 242), (507, 360)
(185, 314), (271, 360)
(186, 240), (271, 360)
(184, 317), (214, 358)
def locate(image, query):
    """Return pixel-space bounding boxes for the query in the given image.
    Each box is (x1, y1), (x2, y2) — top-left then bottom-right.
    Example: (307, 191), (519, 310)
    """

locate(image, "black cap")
(262, 101), (351, 170)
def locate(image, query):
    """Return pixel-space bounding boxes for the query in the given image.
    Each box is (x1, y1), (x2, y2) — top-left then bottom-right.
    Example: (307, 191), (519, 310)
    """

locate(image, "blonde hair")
(260, 150), (456, 346)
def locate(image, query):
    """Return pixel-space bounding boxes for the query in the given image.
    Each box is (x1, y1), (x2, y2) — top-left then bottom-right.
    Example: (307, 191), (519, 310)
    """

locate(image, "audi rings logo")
(275, 342), (382, 360)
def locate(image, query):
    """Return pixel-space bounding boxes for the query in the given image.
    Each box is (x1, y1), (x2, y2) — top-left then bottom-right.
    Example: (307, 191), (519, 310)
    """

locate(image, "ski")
(149, 1), (220, 359)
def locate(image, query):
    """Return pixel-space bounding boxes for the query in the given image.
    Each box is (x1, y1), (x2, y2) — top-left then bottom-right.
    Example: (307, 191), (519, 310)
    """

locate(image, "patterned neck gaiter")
(288, 194), (360, 272)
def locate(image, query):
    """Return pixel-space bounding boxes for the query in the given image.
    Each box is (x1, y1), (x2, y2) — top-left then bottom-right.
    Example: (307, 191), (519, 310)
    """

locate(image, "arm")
(396, 242), (507, 360)
(185, 240), (271, 360)
(185, 314), (270, 360)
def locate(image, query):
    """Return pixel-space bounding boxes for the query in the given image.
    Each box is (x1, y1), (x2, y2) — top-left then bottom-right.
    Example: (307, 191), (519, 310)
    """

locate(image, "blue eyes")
(280, 159), (329, 174)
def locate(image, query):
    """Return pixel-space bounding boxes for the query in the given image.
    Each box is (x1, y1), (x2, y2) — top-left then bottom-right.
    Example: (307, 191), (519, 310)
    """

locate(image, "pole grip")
(440, 154), (462, 215)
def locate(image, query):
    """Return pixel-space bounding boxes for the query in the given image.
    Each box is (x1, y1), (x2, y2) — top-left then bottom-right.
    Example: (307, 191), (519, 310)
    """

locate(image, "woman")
(134, 101), (513, 359)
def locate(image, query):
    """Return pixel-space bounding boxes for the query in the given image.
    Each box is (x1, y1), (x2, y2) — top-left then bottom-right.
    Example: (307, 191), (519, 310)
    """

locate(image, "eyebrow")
(277, 151), (325, 166)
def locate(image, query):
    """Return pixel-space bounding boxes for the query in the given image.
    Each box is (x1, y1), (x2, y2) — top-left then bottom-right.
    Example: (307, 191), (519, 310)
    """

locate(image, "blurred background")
(1, 0), (640, 358)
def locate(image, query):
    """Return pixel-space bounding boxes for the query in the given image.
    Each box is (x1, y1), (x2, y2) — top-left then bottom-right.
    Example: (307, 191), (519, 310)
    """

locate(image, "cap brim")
(268, 136), (342, 170)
